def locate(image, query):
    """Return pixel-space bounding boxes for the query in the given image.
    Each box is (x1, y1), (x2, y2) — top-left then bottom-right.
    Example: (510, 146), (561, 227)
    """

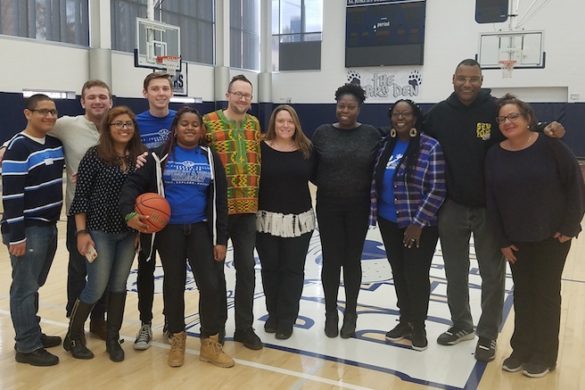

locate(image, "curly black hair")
(334, 83), (366, 104)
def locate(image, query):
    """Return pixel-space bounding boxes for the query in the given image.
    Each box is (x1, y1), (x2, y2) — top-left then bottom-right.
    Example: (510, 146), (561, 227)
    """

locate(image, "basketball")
(134, 193), (171, 233)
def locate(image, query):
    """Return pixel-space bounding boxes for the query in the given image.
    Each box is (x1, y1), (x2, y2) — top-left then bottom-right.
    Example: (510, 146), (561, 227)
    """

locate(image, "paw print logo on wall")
(408, 70), (422, 92)
(347, 70), (361, 86)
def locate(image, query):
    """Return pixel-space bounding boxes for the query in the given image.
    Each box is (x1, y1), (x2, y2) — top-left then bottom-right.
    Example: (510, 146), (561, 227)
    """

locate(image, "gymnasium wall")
(1, 0), (584, 156)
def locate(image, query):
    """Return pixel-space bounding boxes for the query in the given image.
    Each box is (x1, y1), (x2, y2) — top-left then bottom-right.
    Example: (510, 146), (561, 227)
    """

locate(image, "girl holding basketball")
(119, 106), (233, 368)
(66, 106), (146, 362)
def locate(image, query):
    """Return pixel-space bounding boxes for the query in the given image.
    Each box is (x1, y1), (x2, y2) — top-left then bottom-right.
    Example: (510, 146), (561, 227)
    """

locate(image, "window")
(230, 0), (260, 70)
(0, 0), (89, 46)
(111, 0), (214, 65)
(272, 0), (322, 71)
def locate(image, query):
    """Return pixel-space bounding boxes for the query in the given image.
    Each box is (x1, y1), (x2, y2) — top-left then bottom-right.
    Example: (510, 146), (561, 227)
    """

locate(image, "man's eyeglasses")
(496, 112), (522, 124)
(110, 121), (134, 129)
(30, 109), (58, 117)
(230, 91), (252, 100)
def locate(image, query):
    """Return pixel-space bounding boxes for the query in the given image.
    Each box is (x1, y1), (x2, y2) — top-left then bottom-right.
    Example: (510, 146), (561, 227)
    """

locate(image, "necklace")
(504, 132), (535, 151)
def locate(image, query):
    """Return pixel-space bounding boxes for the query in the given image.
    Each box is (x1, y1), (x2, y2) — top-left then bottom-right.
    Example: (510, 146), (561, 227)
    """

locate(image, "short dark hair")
(25, 94), (53, 110)
(143, 72), (173, 90)
(496, 93), (538, 130)
(161, 106), (206, 169)
(81, 80), (112, 98)
(228, 74), (253, 91)
(455, 58), (482, 72)
(334, 83), (366, 105)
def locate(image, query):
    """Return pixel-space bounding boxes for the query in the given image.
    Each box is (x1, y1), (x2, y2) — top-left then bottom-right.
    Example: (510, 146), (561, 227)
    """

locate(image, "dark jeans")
(316, 196), (369, 316)
(66, 216), (106, 319)
(256, 230), (313, 327)
(156, 223), (220, 336)
(509, 238), (570, 366)
(4, 224), (57, 353)
(217, 213), (257, 332)
(378, 218), (439, 327)
(438, 199), (506, 340)
(136, 232), (157, 324)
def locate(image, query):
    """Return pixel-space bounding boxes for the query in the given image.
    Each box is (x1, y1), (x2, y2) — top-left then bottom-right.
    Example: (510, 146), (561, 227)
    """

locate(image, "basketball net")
(499, 59), (516, 78)
(156, 55), (181, 74)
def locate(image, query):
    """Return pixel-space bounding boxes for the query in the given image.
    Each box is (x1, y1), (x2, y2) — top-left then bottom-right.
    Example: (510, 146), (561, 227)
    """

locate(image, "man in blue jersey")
(133, 72), (176, 350)
(1, 94), (65, 366)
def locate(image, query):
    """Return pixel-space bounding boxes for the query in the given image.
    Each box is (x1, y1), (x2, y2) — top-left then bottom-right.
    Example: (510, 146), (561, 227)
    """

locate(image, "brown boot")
(168, 331), (186, 367)
(200, 334), (235, 368)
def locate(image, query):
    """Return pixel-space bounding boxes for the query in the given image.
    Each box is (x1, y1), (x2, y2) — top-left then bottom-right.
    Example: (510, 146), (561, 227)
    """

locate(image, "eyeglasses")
(496, 112), (523, 124)
(30, 109), (58, 117)
(391, 111), (414, 118)
(110, 121), (134, 129)
(230, 91), (252, 100)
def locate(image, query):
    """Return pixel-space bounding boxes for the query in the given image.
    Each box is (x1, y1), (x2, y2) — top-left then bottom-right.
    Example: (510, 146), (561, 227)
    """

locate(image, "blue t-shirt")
(163, 146), (212, 224)
(136, 110), (176, 149)
(378, 139), (409, 222)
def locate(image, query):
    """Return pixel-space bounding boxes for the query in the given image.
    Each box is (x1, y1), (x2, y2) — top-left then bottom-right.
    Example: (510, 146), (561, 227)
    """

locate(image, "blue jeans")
(4, 224), (58, 353)
(438, 199), (506, 340)
(79, 230), (136, 304)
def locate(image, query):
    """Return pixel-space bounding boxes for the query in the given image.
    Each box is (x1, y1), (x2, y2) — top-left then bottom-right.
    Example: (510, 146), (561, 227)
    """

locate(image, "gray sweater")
(312, 123), (381, 199)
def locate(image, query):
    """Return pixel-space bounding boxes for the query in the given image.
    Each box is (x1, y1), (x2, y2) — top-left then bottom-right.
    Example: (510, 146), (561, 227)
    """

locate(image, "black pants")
(216, 213), (257, 332)
(65, 216), (106, 319)
(136, 233), (157, 324)
(156, 222), (220, 336)
(509, 237), (571, 366)
(256, 230), (313, 327)
(378, 218), (439, 327)
(316, 196), (369, 316)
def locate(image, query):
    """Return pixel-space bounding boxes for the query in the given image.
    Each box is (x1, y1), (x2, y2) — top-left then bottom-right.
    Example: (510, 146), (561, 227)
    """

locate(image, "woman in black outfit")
(256, 105), (314, 340)
(485, 94), (584, 378)
(312, 83), (382, 338)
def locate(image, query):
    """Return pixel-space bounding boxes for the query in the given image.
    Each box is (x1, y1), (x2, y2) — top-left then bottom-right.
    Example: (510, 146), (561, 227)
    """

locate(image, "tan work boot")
(168, 331), (186, 367)
(200, 334), (235, 368)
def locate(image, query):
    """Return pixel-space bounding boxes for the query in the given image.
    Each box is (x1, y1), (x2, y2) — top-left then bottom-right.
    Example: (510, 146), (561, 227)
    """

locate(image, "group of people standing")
(2, 59), (584, 380)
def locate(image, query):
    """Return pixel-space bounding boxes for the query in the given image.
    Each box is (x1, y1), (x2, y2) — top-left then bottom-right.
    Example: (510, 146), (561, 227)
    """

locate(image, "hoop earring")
(409, 128), (418, 137)
(390, 128), (397, 138)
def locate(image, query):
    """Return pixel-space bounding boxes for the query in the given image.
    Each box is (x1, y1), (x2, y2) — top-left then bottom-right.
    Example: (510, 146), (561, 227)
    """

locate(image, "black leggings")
(316, 196), (369, 316)
(156, 222), (220, 336)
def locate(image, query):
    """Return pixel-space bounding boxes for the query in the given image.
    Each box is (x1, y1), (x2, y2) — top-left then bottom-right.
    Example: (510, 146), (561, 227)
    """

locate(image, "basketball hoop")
(155, 55), (181, 73)
(499, 59), (517, 78)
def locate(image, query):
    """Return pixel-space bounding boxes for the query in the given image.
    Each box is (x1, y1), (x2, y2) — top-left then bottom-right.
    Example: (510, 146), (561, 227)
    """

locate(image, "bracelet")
(125, 211), (138, 222)
(75, 229), (89, 237)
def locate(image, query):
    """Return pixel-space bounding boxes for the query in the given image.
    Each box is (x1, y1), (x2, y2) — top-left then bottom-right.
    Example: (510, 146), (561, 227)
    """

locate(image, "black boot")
(324, 312), (339, 338)
(106, 292), (126, 362)
(340, 312), (357, 339)
(63, 299), (94, 359)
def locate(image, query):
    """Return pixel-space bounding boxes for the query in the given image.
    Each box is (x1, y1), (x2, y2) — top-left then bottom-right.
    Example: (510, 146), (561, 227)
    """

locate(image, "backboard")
(478, 31), (545, 70)
(134, 18), (181, 72)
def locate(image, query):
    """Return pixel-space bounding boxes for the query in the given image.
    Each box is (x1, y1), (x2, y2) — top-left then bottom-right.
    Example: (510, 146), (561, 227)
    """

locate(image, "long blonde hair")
(264, 105), (312, 159)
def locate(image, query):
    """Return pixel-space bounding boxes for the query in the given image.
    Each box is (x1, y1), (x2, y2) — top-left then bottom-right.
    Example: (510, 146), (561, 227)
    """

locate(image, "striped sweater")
(203, 110), (261, 215)
(1, 133), (64, 244)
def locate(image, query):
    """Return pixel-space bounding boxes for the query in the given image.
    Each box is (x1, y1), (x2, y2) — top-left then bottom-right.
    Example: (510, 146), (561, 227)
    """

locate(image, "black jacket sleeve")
(119, 151), (159, 217)
(211, 150), (229, 245)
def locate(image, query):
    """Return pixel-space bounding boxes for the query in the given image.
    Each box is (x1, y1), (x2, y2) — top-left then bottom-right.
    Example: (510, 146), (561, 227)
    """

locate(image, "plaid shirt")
(369, 133), (446, 228)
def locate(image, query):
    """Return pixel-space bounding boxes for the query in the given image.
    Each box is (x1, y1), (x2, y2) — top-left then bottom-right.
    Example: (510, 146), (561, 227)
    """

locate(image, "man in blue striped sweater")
(1, 94), (65, 366)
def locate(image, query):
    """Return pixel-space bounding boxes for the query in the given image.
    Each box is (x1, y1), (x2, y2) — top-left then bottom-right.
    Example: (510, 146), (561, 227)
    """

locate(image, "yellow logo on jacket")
(476, 123), (492, 140)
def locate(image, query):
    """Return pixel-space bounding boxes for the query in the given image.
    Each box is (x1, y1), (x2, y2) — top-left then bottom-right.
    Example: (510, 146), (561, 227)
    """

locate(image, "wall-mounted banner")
(346, 69), (422, 101)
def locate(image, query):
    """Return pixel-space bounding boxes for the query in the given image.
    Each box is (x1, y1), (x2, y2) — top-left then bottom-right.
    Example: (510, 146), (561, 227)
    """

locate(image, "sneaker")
(522, 362), (553, 378)
(502, 355), (524, 372)
(475, 338), (496, 362)
(437, 326), (475, 345)
(385, 322), (412, 342)
(200, 334), (235, 368)
(233, 328), (263, 350)
(15, 348), (59, 366)
(134, 323), (152, 350)
(411, 327), (428, 351)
